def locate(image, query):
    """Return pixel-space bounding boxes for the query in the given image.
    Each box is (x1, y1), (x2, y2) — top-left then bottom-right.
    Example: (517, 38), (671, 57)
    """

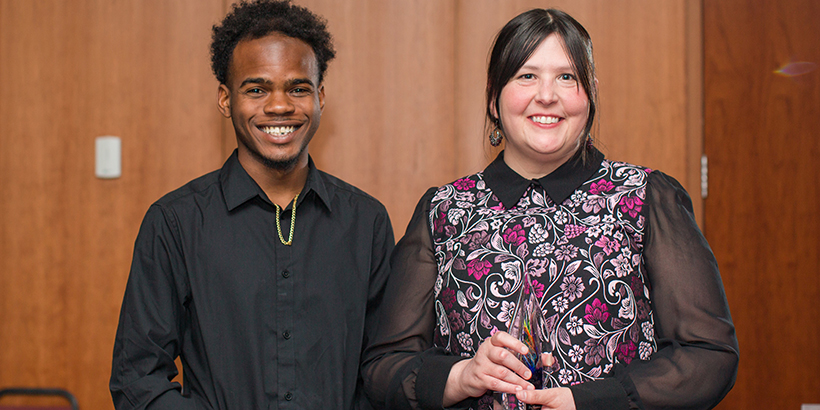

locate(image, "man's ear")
(217, 84), (232, 118)
(318, 83), (325, 111)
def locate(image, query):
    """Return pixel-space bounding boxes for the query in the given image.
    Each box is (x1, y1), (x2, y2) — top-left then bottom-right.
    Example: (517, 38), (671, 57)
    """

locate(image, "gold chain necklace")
(274, 193), (299, 246)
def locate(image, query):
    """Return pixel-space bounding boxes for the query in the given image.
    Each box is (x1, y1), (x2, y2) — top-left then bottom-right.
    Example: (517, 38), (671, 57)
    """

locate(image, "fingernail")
(515, 385), (523, 391)
(525, 370), (532, 379)
(517, 391), (527, 400)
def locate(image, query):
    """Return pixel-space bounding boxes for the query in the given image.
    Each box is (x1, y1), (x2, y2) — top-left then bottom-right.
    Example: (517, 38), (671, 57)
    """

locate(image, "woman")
(362, 8), (738, 410)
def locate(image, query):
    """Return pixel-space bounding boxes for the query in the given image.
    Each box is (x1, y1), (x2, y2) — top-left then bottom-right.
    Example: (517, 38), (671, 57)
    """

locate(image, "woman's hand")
(442, 331), (535, 406)
(514, 387), (576, 410)
(512, 353), (575, 410)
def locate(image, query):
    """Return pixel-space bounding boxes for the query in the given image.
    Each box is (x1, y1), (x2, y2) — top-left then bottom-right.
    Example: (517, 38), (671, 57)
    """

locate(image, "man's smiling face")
(218, 32), (324, 174)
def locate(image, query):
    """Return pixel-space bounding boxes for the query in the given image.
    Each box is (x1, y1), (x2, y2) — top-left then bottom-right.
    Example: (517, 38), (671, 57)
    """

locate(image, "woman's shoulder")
(587, 158), (656, 193)
(599, 158), (694, 209)
(600, 158), (687, 193)
(600, 157), (654, 175)
(440, 170), (486, 190)
(428, 170), (491, 204)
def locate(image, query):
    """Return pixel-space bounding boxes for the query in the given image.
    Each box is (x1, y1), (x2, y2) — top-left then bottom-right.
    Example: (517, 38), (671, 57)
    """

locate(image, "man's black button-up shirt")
(111, 151), (394, 410)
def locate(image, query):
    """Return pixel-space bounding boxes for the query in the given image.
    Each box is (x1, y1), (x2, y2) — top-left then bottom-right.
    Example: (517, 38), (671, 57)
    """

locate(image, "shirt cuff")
(568, 378), (631, 410)
(417, 353), (470, 409)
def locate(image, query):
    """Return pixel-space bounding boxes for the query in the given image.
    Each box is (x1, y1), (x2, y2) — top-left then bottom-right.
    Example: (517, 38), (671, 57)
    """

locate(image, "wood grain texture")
(705, 0), (820, 408)
(288, 0), (457, 237)
(0, 1), (226, 409)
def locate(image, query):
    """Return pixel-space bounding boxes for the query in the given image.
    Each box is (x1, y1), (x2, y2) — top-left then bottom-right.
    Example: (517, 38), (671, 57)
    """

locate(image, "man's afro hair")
(210, 0), (336, 85)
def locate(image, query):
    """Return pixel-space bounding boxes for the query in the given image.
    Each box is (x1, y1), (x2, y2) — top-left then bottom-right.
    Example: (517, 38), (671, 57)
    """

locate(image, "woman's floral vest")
(429, 160), (657, 395)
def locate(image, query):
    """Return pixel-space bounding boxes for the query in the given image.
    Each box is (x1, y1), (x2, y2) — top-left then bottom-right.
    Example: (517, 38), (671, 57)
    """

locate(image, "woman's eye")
(559, 73), (576, 81)
(520, 73), (535, 80)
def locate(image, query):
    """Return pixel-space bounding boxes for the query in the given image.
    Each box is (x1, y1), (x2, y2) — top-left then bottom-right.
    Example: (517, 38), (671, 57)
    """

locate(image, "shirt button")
(281, 269), (290, 278)
(284, 392), (293, 401)
(283, 330), (291, 339)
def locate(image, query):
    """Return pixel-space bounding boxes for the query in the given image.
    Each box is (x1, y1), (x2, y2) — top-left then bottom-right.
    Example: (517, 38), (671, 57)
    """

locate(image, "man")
(110, 1), (394, 409)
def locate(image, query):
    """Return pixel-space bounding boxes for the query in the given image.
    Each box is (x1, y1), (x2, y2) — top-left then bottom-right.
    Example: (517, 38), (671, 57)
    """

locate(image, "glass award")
(495, 273), (550, 410)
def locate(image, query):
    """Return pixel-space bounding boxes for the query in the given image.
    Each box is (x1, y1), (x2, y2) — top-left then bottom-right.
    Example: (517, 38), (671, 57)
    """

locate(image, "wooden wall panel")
(293, 0), (457, 236)
(705, 0), (820, 408)
(0, 1), (226, 409)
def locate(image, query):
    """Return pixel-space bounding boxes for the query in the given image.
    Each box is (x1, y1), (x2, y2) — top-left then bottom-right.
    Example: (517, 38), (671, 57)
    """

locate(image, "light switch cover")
(95, 136), (121, 179)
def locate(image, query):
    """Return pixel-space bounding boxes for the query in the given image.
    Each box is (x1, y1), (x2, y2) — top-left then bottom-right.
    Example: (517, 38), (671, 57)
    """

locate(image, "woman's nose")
(534, 81), (558, 105)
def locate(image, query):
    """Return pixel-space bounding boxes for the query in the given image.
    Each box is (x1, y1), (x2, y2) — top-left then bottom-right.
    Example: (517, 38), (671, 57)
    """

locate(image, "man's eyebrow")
(286, 78), (316, 88)
(238, 77), (316, 88)
(239, 77), (273, 88)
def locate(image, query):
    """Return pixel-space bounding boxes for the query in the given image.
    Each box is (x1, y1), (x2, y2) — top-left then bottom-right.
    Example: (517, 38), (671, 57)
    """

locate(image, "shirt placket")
(270, 204), (296, 409)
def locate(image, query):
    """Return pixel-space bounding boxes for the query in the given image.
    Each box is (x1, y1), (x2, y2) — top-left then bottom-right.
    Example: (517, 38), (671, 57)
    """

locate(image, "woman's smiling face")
(496, 33), (590, 179)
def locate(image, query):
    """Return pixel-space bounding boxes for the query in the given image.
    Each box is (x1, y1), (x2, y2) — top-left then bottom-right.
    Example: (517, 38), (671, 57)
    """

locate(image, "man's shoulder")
(152, 168), (222, 209)
(316, 170), (387, 212)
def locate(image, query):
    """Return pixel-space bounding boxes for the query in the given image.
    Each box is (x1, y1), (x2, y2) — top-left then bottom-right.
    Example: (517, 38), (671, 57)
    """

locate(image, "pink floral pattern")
(584, 298), (610, 324)
(502, 224), (527, 246)
(466, 259), (492, 280)
(589, 179), (614, 195)
(453, 178), (476, 190)
(430, 159), (656, 397)
(619, 196), (643, 218)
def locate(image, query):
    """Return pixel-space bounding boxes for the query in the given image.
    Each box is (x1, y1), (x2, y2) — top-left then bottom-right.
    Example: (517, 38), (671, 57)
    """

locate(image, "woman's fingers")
(541, 352), (555, 367)
(516, 387), (576, 410)
(486, 331), (536, 381)
(489, 331), (529, 355)
(541, 352), (561, 373)
(445, 332), (546, 405)
(487, 343), (532, 382)
(469, 334), (536, 392)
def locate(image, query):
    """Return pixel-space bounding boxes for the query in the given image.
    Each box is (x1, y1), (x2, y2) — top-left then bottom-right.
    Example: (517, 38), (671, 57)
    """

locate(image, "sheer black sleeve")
(570, 171), (739, 409)
(362, 188), (467, 410)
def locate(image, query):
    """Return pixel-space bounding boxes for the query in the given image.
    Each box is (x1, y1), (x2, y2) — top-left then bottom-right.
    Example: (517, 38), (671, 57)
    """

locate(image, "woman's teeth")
(531, 116), (559, 124)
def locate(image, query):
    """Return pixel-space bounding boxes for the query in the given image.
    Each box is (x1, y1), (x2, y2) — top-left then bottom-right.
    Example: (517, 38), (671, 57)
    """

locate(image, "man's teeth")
(261, 126), (295, 136)
(531, 116), (560, 124)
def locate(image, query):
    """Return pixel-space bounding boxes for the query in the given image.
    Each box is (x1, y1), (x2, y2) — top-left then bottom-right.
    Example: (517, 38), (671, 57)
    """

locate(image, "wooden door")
(704, 0), (820, 408)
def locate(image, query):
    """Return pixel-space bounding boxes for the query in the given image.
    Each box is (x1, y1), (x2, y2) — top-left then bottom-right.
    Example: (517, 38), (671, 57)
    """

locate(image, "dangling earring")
(489, 121), (504, 147)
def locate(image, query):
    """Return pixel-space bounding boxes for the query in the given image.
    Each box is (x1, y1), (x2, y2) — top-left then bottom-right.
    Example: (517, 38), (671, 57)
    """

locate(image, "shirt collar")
(219, 150), (333, 212)
(482, 148), (605, 209)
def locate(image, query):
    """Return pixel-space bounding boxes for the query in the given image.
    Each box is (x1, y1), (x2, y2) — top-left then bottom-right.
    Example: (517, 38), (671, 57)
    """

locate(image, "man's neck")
(237, 152), (309, 208)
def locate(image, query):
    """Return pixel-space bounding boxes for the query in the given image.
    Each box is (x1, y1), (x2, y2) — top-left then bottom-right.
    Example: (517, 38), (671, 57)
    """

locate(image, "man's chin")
(264, 157), (299, 172)
(239, 141), (307, 173)
(255, 151), (301, 172)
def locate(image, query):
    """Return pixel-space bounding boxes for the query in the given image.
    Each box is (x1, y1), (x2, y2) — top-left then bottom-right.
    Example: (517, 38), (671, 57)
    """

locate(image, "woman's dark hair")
(210, 0), (336, 86)
(486, 9), (597, 160)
